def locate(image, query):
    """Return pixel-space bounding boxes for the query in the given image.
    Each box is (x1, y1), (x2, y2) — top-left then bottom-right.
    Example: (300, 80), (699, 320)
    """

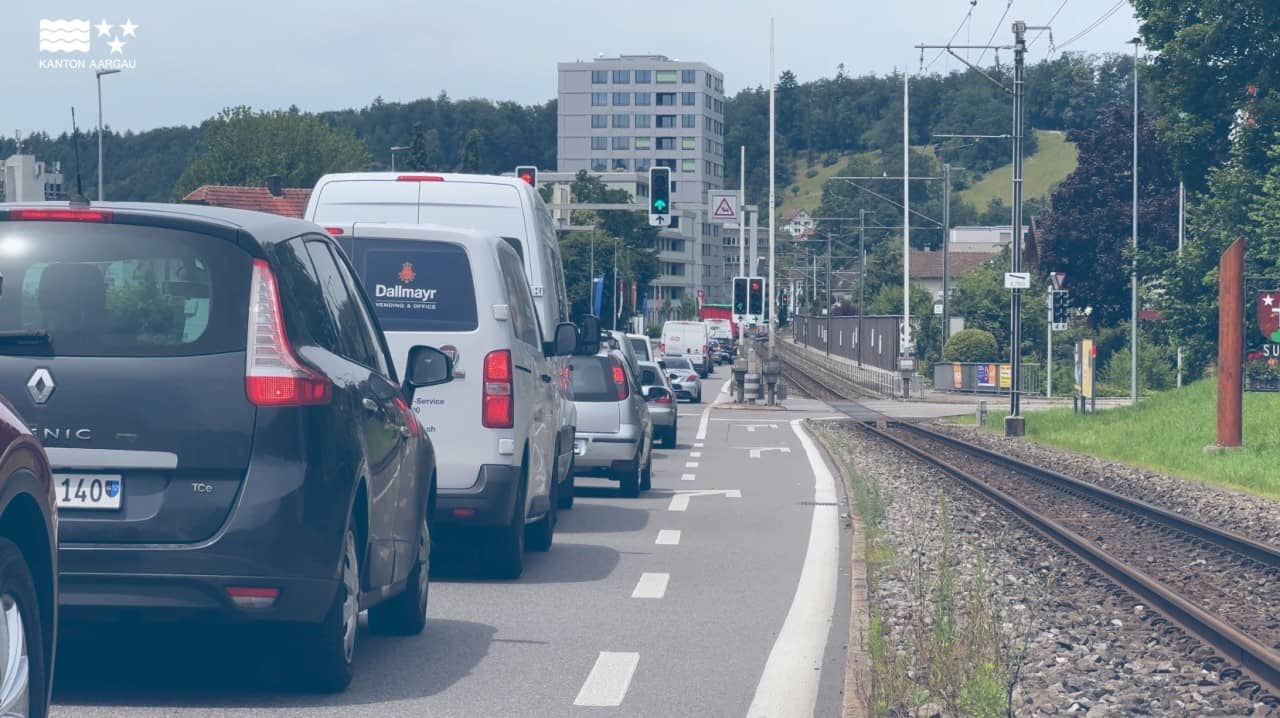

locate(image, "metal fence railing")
(931, 362), (1043, 396)
(780, 339), (902, 398)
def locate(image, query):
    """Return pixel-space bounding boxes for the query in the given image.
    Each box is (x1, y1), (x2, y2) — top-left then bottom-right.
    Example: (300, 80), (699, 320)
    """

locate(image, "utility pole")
(739, 145), (747, 347)
(942, 162), (952, 344)
(859, 209), (869, 365)
(826, 231), (833, 356)
(1006, 21), (1028, 435)
(1130, 38), (1141, 404)
(1177, 180), (1185, 387)
(95, 68), (122, 201)
(768, 17), (778, 352)
(902, 74), (913, 389)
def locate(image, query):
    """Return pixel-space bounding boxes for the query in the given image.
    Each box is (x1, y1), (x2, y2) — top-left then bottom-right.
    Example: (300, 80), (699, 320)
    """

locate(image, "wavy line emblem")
(39, 19), (91, 53)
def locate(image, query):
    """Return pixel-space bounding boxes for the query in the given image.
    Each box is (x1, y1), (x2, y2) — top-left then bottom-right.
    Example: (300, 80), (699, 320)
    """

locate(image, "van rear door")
(0, 216), (254, 544)
(309, 179), (420, 224)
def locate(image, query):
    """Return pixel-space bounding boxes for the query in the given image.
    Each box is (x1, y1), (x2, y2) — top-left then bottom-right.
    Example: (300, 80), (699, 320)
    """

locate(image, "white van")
(306, 172), (579, 507)
(661, 321), (711, 377)
(325, 222), (577, 579)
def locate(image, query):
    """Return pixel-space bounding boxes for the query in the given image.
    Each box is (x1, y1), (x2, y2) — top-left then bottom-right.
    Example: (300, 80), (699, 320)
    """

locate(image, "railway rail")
(783, 355), (1280, 704)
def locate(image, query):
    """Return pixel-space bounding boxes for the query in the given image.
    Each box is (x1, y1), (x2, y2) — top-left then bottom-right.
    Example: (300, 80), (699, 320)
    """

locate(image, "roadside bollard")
(977, 400), (988, 426)
(762, 357), (781, 406)
(732, 357), (748, 403)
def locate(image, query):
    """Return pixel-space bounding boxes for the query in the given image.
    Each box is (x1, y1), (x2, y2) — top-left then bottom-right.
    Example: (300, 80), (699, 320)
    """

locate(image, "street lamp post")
(390, 145), (410, 172)
(95, 68), (122, 201)
(1130, 38), (1141, 404)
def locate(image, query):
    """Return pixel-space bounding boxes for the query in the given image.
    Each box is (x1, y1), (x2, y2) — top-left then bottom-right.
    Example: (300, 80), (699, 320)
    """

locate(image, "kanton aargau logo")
(1260, 291), (1280, 343)
(38, 17), (139, 70)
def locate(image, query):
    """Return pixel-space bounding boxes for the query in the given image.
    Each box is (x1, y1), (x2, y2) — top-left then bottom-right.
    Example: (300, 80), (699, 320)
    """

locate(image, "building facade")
(556, 55), (729, 314)
(0, 154), (66, 202)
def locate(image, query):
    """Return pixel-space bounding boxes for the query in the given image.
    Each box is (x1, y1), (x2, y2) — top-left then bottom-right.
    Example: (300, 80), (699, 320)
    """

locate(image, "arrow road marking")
(734, 446), (792, 459)
(667, 489), (742, 512)
(739, 423), (780, 433)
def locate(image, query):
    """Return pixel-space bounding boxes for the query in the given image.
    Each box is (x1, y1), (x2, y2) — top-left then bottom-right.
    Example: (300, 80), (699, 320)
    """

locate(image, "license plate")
(573, 439), (587, 457)
(55, 474), (123, 510)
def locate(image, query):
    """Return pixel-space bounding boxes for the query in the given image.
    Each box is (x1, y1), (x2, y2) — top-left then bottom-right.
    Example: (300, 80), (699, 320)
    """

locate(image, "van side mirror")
(546, 322), (577, 357)
(405, 345), (453, 388)
(574, 315), (601, 355)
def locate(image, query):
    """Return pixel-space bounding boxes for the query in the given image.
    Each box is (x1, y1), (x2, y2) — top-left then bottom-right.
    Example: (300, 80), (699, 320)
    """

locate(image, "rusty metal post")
(1217, 238), (1244, 448)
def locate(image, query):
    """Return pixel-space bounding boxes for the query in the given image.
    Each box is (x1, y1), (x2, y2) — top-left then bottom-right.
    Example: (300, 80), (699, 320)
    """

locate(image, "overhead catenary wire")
(975, 0), (1014, 66)
(1028, 0), (1068, 50)
(923, 0), (979, 72)
(1055, 0), (1125, 51)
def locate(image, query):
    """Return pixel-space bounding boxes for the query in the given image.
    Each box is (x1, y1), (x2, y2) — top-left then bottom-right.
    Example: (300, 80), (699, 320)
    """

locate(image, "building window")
(591, 136), (608, 150)
(706, 74), (713, 89)
(656, 92), (677, 106)
(591, 114), (607, 128)
(612, 92), (630, 106)
(670, 180), (677, 192)
(681, 92), (696, 106)
(705, 94), (713, 109)
(592, 70), (608, 84)
(635, 69), (652, 83)
(715, 77), (723, 92)
(613, 113), (630, 128)
(682, 114), (697, 128)
(613, 70), (630, 83)
(635, 92), (651, 106)
(681, 137), (696, 150)
(657, 115), (676, 128)
(634, 136), (651, 149)
(704, 138), (713, 152)
(656, 137), (676, 150)
(592, 158), (608, 172)
(682, 159), (697, 173)
(613, 158), (630, 171)
(612, 136), (630, 150)
(682, 69), (696, 83)
(714, 99), (723, 113)
(637, 157), (652, 171)
(592, 92), (608, 106)
(635, 114), (651, 128)
(656, 158), (677, 170)
(656, 69), (677, 83)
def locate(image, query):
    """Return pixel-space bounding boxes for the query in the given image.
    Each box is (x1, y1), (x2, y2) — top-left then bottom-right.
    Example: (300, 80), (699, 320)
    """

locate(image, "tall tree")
(175, 106), (368, 196)
(457, 129), (484, 172)
(1035, 103), (1179, 324)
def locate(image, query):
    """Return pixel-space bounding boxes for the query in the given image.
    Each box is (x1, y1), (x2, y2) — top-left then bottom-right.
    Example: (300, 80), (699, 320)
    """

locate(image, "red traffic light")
(751, 281), (761, 290)
(515, 165), (537, 186)
(519, 173), (533, 184)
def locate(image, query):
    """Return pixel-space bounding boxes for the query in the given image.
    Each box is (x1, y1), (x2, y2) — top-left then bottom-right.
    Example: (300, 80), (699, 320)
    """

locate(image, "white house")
(783, 208), (815, 237)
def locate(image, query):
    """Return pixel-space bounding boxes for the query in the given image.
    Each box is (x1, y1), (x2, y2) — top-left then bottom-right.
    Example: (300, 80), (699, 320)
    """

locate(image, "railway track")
(779, 356), (1280, 702)
(864, 421), (1280, 705)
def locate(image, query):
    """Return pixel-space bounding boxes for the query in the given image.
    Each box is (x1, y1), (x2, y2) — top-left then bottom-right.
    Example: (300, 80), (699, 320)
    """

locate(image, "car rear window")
(639, 366), (661, 386)
(569, 356), (621, 403)
(344, 238), (478, 332)
(664, 357), (693, 372)
(0, 222), (250, 357)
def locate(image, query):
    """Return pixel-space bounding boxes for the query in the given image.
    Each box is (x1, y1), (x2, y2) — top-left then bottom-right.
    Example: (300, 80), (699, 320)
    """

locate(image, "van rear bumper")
(433, 464), (521, 529)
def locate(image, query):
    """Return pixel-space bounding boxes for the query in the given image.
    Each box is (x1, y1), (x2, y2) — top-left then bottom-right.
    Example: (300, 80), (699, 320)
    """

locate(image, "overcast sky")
(4, 0), (1139, 136)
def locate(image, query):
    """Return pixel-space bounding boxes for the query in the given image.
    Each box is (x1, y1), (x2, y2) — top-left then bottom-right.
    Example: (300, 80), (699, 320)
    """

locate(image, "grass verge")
(960, 130), (1078, 209)
(954, 378), (1280, 498)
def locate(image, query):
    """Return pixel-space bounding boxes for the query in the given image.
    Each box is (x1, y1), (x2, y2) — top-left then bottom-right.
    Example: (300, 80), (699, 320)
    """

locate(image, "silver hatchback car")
(569, 350), (654, 497)
(638, 360), (677, 448)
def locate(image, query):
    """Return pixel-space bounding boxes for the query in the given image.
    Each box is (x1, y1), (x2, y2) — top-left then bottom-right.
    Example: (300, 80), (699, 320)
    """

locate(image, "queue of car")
(0, 172), (715, 713)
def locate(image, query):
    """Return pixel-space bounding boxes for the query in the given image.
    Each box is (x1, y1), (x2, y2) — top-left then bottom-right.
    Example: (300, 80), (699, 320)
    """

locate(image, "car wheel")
(662, 426), (677, 449)
(490, 471), (526, 579)
(368, 510), (429, 636)
(691, 391), (701, 404)
(639, 456), (652, 492)
(557, 457), (576, 510)
(526, 477), (556, 553)
(290, 525), (359, 692)
(617, 458), (641, 498)
(0, 537), (46, 718)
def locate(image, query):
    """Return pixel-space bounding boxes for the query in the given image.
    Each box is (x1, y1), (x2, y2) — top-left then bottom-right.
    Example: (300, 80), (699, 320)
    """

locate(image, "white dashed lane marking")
(575, 652), (640, 707)
(631, 572), (670, 599)
(685, 461), (699, 469)
(655, 530), (681, 545)
(690, 451), (702, 458)
(681, 473), (696, 481)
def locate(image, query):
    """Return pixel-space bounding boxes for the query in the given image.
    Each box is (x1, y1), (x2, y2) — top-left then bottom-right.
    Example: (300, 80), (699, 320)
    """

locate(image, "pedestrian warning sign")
(707, 190), (739, 225)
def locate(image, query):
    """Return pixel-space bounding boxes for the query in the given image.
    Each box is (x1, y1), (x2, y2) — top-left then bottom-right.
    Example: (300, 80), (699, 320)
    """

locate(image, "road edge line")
(744, 418), (841, 717)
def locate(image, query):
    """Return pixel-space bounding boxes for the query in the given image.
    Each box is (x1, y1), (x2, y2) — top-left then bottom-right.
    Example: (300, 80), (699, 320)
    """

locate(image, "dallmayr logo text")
(38, 18), (139, 70)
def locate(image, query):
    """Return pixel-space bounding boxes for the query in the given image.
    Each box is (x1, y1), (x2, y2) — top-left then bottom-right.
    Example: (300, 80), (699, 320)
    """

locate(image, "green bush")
(804, 168), (819, 179)
(822, 152), (840, 167)
(941, 329), (999, 363)
(647, 323), (661, 339)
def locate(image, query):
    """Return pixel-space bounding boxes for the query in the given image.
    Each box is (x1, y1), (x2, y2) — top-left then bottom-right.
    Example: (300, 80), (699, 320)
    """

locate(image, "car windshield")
(664, 357), (693, 371)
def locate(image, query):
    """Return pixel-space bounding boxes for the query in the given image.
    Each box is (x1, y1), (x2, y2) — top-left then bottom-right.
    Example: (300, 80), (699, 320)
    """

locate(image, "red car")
(0, 395), (57, 717)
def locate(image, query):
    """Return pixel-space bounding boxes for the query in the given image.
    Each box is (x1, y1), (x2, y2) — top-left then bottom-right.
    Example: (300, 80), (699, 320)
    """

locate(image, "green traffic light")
(653, 199), (667, 212)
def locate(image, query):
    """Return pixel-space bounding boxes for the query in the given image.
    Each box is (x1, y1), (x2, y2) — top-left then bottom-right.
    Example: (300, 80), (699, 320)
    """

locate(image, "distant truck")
(699, 304), (737, 339)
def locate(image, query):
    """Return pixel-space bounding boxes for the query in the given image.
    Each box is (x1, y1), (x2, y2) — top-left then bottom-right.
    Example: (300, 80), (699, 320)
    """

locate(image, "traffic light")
(1051, 290), (1069, 329)
(515, 166), (537, 186)
(748, 276), (764, 316)
(649, 166), (671, 223)
(733, 276), (748, 314)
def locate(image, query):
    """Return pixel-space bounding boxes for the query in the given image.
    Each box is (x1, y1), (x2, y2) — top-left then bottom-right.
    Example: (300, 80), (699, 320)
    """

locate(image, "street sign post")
(1004, 272), (1031, 290)
(707, 190), (740, 225)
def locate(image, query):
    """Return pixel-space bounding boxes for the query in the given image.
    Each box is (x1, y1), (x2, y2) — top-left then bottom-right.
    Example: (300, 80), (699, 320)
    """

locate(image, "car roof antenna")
(68, 106), (90, 208)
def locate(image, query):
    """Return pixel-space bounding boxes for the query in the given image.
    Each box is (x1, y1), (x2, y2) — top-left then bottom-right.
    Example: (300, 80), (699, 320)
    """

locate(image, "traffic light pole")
(1047, 289), (1053, 398)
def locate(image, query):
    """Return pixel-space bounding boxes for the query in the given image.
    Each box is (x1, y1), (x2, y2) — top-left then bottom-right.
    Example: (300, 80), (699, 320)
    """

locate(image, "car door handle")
(362, 397), (379, 412)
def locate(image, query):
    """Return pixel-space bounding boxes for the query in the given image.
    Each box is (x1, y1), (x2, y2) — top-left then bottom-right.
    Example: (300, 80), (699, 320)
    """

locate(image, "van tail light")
(245, 259), (332, 406)
(659, 343), (666, 355)
(397, 175), (444, 182)
(482, 350), (514, 428)
(610, 357), (629, 401)
(323, 226), (345, 235)
(702, 344), (709, 356)
(560, 365), (571, 390)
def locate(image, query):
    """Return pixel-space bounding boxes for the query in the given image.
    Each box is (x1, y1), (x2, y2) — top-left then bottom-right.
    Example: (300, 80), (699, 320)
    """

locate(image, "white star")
(94, 19), (113, 37)
(108, 36), (125, 54)
(1265, 294), (1275, 306)
(119, 19), (138, 37)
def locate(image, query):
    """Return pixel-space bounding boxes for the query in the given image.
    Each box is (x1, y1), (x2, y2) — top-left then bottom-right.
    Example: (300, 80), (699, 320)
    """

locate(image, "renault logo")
(27, 368), (54, 405)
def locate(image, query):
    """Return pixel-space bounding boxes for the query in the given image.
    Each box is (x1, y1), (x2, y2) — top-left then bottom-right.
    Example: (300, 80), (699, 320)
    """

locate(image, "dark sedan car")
(0, 395), (57, 718)
(0, 203), (453, 692)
